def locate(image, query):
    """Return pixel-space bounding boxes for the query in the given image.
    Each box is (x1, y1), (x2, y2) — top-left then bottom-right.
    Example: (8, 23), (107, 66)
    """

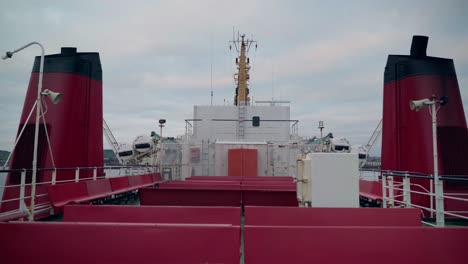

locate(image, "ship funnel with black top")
(381, 35), (468, 213)
(1, 47), (104, 214)
(410, 35), (428, 58)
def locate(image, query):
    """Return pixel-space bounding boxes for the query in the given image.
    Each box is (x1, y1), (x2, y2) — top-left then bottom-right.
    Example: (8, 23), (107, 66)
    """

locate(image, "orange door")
(228, 149), (258, 176)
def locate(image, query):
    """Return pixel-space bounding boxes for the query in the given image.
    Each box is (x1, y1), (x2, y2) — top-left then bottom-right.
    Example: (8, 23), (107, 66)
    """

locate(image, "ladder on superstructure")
(103, 118), (123, 164)
(201, 140), (210, 176)
(237, 106), (246, 139)
(361, 119), (382, 168)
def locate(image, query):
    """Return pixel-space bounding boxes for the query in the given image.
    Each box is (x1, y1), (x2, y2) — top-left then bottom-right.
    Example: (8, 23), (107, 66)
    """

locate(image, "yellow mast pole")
(237, 35), (248, 105)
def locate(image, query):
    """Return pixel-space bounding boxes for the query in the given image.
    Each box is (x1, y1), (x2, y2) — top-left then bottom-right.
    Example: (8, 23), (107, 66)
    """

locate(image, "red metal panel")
(242, 190), (297, 206)
(161, 180), (241, 185)
(359, 179), (383, 201)
(140, 188), (242, 207)
(0, 222), (240, 264)
(241, 185), (296, 191)
(245, 206), (421, 226)
(159, 181), (240, 190)
(141, 174), (153, 184)
(241, 181), (295, 185)
(109, 176), (130, 191)
(152, 173), (161, 182)
(187, 176), (243, 180)
(63, 205), (241, 225)
(228, 149), (244, 176)
(85, 179), (112, 197)
(243, 149), (258, 176)
(47, 182), (88, 208)
(159, 185), (241, 190)
(228, 149), (258, 176)
(242, 176), (293, 181)
(244, 226), (468, 264)
(186, 176), (294, 181)
(128, 175), (144, 187)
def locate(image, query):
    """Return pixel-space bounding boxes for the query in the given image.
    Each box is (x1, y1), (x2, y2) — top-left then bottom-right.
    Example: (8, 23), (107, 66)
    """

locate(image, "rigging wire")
(2, 100), (37, 169)
(39, 100), (56, 169)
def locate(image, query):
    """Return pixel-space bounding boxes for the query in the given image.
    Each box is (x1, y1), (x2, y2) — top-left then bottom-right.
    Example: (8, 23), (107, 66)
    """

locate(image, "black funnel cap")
(32, 47), (102, 81)
(385, 35), (456, 84)
(61, 47), (77, 56)
(410, 35), (428, 58)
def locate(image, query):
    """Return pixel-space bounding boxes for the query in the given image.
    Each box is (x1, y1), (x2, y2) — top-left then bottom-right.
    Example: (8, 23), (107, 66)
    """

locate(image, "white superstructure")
(192, 105), (291, 141)
(179, 102), (302, 179)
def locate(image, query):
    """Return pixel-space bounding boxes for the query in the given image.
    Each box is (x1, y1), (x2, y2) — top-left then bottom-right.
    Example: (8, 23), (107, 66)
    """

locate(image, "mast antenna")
(210, 63), (213, 106)
(229, 31), (257, 106)
(210, 32), (213, 106)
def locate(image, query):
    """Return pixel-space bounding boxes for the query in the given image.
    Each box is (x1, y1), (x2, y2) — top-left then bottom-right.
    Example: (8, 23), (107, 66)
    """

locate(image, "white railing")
(0, 165), (159, 221)
(361, 169), (468, 227)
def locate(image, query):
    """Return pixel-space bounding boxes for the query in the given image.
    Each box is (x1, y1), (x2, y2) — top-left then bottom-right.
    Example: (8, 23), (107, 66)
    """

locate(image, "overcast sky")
(1, 0), (467, 155)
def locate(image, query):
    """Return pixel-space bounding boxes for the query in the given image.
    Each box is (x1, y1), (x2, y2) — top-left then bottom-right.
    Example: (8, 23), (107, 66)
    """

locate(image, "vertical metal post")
(388, 176), (394, 207)
(403, 173), (411, 208)
(20, 169), (26, 214)
(382, 174), (387, 208)
(75, 168), (80, 182)
(431, 103), (445, 227)
(52, 169), (57, 185)
(93, 167), (97, 180)
(430, 179), (434, 219)
(296, 159), (304, 206)
(30, 43), (45, 222)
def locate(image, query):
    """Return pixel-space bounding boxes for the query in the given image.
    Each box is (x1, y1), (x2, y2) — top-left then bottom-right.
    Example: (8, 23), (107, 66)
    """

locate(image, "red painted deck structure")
(1, 176), (468, 263)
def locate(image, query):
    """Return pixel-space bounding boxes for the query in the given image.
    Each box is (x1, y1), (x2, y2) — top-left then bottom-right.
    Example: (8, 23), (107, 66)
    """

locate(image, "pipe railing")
(0, 165), (160, 221)
(360, 169), (468, 227)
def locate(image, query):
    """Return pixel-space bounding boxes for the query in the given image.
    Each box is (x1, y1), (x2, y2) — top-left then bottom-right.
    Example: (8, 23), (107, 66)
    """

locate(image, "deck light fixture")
(3, 42), (61, 221)
(318, 121), (324, 152)
(159, 119), (166, 138)
(409, 95), (448, 227)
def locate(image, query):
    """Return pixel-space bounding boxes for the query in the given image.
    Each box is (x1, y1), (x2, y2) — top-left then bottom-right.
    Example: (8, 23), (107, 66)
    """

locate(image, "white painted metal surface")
(301, 153), (359, 207)
(192, 105), (291, 141)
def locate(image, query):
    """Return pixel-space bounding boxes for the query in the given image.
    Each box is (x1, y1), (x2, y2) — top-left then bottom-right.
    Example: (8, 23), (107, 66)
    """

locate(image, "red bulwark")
(359, 179), (383, 201)
(243, 190), (297, 206)
(140, 188), (242, 207)
(244, 226), (468, 264)
(63, 205), (241, 225)
(0, 222), (240, 264)
(228, 148), (258, 176)
(245, 206), (421, 226)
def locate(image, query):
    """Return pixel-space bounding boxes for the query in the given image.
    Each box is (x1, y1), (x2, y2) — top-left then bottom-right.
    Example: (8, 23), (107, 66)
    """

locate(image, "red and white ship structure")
(0, 34), (467, 263)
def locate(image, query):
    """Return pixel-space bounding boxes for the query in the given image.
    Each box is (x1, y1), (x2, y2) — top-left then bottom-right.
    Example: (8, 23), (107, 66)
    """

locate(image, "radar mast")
(229, 33), (257, 106)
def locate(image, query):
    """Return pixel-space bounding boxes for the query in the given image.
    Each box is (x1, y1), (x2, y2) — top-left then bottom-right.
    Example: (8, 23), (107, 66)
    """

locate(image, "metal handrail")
(361, 168), (468, 182)
(0, 164), (159, 174)
(421, 221), (438, 227)
(443, 211), (468, 220)
(0, 165), (160, 221)
(375, 169), (468, 227)
(442, 195), (468, 203)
